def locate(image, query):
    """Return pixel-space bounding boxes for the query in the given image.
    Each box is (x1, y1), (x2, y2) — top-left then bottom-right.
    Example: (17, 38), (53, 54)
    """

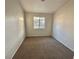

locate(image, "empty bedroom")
(5, 0), (74, 59)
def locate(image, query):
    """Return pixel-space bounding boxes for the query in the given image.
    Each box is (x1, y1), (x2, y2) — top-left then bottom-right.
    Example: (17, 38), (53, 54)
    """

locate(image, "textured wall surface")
(25, 13), (52, 36)
(52, 0), (74, 51)
(5, 0), (25, 59)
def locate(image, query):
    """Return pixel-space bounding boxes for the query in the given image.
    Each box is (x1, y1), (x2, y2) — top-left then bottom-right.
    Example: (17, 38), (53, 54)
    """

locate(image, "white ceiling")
(20, 0), (69, 13)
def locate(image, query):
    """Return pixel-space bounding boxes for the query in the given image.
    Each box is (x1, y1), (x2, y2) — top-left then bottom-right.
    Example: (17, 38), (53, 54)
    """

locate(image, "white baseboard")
(52, 35), (74, 52)
(5, 33), (25, 59)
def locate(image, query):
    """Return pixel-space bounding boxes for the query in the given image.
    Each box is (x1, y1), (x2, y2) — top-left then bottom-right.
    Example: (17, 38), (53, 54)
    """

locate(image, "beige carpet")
(13, 37), (73, 59)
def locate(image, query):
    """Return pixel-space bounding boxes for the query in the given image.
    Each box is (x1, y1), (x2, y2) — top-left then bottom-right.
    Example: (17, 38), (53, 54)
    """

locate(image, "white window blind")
(33, 16), (45, 29)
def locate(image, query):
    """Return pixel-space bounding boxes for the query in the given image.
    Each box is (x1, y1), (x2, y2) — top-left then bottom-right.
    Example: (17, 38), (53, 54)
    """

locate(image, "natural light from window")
(33, 16), (45, 29)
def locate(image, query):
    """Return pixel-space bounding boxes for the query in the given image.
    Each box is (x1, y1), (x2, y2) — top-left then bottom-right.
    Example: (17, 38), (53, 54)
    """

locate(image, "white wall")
(5, 0), (25, 59)
(52, 0), (74, 51)
(25, 12), (52, 36)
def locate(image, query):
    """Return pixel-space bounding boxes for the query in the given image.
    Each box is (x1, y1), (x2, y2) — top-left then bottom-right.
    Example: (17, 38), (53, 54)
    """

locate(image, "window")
(33, 16), (45, 29)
